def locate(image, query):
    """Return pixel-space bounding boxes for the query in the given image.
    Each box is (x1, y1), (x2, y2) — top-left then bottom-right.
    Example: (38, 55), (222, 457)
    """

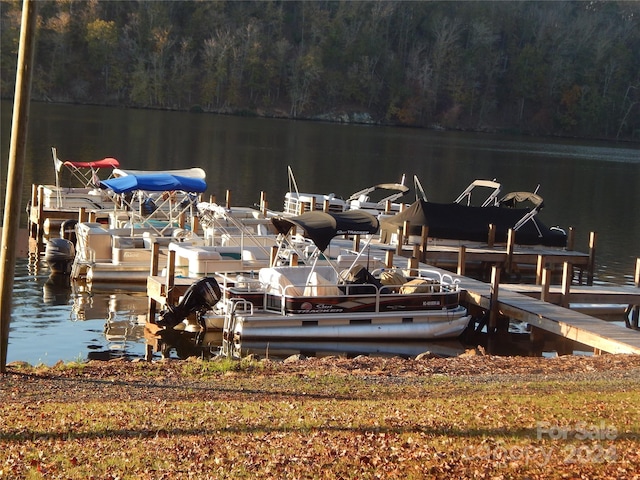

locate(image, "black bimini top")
(272, 210), (380, 252)
(380, 199), (566, 247)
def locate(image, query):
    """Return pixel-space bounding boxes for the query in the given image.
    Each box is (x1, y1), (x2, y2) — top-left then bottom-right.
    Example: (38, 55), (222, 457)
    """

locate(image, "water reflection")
(152, 329), (224, 360)
(43, 274), (72, 306)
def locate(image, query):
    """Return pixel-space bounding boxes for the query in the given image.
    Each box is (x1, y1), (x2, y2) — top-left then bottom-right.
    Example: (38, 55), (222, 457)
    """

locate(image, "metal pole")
(1, 0), (38, 372)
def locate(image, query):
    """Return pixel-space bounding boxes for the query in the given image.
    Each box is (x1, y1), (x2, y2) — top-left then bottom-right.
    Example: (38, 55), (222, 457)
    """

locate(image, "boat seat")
(380, 271), (406, 285)
(303, 271), (341, 297)
(400, 278), (440, 294)
(259, 266), (339, 297)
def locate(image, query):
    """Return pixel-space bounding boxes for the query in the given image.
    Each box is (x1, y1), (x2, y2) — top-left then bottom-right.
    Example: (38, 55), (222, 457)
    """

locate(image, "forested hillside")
(1, 0), (638, 140)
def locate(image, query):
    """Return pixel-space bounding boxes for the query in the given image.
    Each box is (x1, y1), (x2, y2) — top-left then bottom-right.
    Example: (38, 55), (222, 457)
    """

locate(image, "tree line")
(1, 0), (638, 140)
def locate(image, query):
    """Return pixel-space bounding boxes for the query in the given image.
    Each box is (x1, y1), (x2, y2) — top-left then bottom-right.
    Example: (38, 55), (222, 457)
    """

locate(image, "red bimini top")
(63, 157), (120, 169)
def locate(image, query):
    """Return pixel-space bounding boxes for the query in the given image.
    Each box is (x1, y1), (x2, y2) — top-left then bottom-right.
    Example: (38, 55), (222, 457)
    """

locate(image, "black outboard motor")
(44, 238), (76, 275)
(158, 277), (222, 328)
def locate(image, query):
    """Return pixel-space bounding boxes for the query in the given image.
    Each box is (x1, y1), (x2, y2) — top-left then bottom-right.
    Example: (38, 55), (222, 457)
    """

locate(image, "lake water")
(1, 101), (639, 365)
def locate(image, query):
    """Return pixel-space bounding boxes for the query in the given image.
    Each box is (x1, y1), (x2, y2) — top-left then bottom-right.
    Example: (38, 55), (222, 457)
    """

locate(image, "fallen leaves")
(1, 354), (639, 479)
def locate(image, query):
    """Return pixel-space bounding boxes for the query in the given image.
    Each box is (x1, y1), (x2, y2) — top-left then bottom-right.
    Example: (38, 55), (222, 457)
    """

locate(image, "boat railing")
(370, 267), (461, 290)
(265, 277), (459, 315)
(222, 297), (254, 358)
(222, 297), (254, 343)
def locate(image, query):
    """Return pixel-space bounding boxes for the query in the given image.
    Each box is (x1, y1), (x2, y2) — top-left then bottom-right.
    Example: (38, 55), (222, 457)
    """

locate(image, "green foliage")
(0, 0), (638, 139)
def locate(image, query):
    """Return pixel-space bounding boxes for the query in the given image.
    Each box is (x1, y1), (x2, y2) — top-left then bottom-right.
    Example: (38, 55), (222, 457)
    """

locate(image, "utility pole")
(1, 0), (38, 373)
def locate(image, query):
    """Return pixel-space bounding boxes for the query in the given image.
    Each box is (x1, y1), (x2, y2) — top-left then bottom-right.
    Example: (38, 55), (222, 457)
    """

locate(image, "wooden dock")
(454, 263), (640, 355)
(386, 237), (594, 284)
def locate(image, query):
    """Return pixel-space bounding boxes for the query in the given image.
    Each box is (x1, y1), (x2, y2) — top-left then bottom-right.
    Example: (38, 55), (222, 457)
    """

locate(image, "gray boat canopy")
(272, 210), (380, 252)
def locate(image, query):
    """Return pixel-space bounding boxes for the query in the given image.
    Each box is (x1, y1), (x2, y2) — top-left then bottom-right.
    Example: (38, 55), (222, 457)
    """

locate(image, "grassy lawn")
(1, 355), (639, 479)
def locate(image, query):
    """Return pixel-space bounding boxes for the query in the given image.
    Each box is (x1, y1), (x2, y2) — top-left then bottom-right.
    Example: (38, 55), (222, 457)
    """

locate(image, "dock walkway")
(454, 270), (640, 355)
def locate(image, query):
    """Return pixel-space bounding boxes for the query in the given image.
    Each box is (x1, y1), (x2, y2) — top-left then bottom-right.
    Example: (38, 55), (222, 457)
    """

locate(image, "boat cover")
(380, 199), (566, 247)
(272, 210), (380, 252)
(113, 167), (206, 179)
(100, 173), (207, 194)
(498, 191), (543, 208)
(61, 158), (120, 170)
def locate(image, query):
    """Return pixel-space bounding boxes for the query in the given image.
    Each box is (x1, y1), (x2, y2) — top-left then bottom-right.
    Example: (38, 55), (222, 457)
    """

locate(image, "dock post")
(147, 242), (160, 323)
(385, 200), (391, 213)
(145, 242), (162, 362)
(261, 199), (268, 218)
(412, 244), (420, 264)
(36, 185), (44, 241)
(270, 245), (278, 267)
(487, 224), (495, 248)
(567, 226), (575, 251)
(191, 214), (199, 235)
(78, 207), (86, 223)
(385, 250), (394, 269)
(28, 184), (37, 239)
(630, 259), (640, 329)
(540, 268), (552, 302)
(457, 245), (466, 276)
(505, 229), (515, 275)
(587, 231), (597, 286)
(560, 262), (572, 308)
(489, 265), (501, 331)
(395, 227), (403, 256)
(402, 220), (411, 245)
(323, 199), (330, 212)
(420, 226), (428, 263)
(353, 234), (360, 252)
(408, 256), (419, 277)
(260, 191), (266, 211)
(165, 250), (176, 306)
(536, 255), (545, 285)
(225, 190), (232, 209)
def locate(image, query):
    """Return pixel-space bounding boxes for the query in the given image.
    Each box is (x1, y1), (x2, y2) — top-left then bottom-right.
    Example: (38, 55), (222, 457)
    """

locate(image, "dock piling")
(147, 242), (160, 323)
(567, 226), (575, 251)
(420, 226), (428, 263)
(487, 224), (496, 248)
(561, 262), (572, 308)
(505, 229), (515, 275)
(457, 245), (466, 276)
(489, 265), (501, 331)
(587, 231), (597, 285)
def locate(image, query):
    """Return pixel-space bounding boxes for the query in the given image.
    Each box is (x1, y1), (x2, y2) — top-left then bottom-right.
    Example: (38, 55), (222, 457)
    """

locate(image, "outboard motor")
(158, 277), (222, 328)
(44, 238), (76, 275)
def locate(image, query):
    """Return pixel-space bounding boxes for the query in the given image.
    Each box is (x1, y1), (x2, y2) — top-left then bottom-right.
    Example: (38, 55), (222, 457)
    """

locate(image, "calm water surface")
(1, 101), (638, 365)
